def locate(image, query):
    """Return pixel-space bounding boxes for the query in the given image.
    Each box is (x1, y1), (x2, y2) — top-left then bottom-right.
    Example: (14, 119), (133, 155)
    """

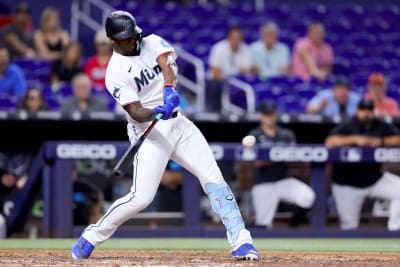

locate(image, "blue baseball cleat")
(231, 243), (260, 260)
(71, 236), (95, 259)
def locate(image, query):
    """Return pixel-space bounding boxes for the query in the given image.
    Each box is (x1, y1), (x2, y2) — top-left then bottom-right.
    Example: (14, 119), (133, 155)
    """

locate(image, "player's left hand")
(153, 103), (174, 120)
(163, 85), (180, 109)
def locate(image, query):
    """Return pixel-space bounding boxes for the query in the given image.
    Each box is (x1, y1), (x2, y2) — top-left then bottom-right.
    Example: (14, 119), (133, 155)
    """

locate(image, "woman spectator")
(51, 41), (83, 88)
(18, 87), (47, 112)
(84, 30), (111, 91)
(33, 7), (69, 61)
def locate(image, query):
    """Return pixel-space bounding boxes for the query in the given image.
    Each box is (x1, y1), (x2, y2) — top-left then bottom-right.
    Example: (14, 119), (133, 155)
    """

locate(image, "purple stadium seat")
(278, 95), (307, 114)
(0, 93), (16, 111)
(45, 96), (60, 110)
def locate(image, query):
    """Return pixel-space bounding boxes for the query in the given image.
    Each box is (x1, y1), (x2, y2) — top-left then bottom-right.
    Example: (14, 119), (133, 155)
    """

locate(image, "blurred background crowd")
(0, 1), (399, 117)
(1, 0), (400, 237)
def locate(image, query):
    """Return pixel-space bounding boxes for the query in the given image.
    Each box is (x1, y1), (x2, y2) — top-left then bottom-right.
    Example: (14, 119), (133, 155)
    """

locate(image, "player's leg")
(72, 122), (174, 259)
(278, 177), (316, 227)
(369, 171), (400, 230)
(170, 116), (258, 260)
(251, 182), (280, 228)
(279, 178), (315, 209)
(0, 214), (6, 239)
(332, 183), (367, 230)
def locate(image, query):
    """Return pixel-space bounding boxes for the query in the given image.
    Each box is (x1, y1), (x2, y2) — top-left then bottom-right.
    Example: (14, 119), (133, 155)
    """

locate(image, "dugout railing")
(7, 141), (400, 238)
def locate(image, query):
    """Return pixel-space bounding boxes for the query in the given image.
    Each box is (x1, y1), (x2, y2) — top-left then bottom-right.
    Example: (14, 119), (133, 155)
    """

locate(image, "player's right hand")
(153, 104), (174, 120)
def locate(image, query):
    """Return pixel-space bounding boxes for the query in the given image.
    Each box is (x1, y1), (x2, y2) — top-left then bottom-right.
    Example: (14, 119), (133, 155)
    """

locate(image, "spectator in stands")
(291, 21), (334, 82)
(244, 100), (315, 228)
(33, 7), (70, 61)
(306, 77), (361, 117)
(206, 26), (254, 112)
(364, 73), (399, 117)
(325, 99), (400, 230)
(249, 22), (290, 80)
(0, 44), (27, 98)
(84, 30), (111, 91)
(18, 87), (47, 113)
(1, 3), (35, 59)
(51, 41), (83, 87)
(60, 73), (107, 114)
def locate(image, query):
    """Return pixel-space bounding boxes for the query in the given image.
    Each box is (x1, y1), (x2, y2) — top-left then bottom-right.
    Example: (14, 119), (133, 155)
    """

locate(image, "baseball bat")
(113, 113), (163, 177)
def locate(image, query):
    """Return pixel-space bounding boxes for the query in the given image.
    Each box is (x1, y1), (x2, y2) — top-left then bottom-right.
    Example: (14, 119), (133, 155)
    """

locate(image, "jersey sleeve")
(146, 34), (176, 62)
(105, 69), (139, 106)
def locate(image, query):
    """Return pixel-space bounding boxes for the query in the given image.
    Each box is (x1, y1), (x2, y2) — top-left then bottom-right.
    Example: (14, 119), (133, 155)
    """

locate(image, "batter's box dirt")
(0, 250), (399, 267)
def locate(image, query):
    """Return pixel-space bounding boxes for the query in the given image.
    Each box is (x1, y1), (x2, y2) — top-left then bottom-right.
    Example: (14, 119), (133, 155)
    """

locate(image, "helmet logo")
(123, 19), (132, 31)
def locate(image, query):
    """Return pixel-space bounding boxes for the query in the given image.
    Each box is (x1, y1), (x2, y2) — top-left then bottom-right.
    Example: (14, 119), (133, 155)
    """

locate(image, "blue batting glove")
(153, 104), (174, 120)
(153, 105), (166, 118)
(162, 103), (175, 120)
(163, 84), (180, 109)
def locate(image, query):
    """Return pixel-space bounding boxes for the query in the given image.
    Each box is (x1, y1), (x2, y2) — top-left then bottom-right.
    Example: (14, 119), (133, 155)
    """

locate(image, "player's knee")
(297, 187), (316, 208)
(133, 194), (155, 211)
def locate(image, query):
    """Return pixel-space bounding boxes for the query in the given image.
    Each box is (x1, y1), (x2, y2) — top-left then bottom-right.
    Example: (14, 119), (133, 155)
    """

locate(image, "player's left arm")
(157, 51), (178, 86)
(154, 52), (180, 119)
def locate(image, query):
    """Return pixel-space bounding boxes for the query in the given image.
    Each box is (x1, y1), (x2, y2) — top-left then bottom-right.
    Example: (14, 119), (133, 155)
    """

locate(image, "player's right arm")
(123, 102), (155, 123)
(325, 122), (362, 147)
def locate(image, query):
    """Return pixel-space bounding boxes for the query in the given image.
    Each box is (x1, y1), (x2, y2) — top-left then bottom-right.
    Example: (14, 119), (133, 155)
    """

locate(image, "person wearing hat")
(306, 77), (361, 117)
(1, 3), (36, 59)
(364, 73), (399, 117)
(239, 100), (315, 228)
(325, 98), (400, 230)
(83, 30), (112, 91)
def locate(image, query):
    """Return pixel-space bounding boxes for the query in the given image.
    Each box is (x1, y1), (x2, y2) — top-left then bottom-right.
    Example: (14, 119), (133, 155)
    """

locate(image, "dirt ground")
(0, 250), (399, 267)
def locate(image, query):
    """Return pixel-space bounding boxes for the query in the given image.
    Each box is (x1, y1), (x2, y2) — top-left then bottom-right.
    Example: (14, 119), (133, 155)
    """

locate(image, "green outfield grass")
(1, 238), (400, 252)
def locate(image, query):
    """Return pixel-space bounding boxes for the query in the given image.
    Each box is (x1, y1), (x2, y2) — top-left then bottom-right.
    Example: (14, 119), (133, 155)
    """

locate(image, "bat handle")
(155, 113), (163, 120)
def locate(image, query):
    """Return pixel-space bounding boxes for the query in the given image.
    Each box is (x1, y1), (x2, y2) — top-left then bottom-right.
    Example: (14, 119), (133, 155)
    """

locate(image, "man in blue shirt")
(249, 22), (290, 80)
(306, 77), (360, 117)
(0, 44), (27, 98)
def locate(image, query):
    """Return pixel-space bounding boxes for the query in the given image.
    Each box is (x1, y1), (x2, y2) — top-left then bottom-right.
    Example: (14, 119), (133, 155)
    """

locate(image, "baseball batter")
(71, 10), (259, 260)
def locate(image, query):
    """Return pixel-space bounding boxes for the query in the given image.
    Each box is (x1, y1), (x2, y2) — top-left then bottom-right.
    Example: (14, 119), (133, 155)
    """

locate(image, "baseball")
(242, 135), (256, 147)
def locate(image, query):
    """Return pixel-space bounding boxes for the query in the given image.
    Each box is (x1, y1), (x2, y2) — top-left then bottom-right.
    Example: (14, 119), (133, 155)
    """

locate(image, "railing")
(70, 0), (113, 41)
(223, 77), (256, 115)
(174, 46), (206, 113)
(28, 141), (400, 238)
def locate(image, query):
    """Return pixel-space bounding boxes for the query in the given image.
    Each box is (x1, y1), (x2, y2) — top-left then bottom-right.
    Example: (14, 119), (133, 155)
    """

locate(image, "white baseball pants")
(83, 114), (252, 248)
(251, 177), (315, 228)
(332, 171), (400, 230)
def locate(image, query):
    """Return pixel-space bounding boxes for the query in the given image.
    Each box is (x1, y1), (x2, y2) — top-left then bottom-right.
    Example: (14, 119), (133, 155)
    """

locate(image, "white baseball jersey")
(105, 34), (176, 123)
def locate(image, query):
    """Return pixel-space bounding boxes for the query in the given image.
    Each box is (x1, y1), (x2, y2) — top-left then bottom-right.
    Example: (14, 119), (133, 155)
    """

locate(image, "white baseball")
(242, 135), (256, 147)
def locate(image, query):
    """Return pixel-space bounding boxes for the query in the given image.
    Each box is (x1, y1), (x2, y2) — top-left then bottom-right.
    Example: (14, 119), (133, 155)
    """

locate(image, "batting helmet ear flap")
(135, 25), (143, 53)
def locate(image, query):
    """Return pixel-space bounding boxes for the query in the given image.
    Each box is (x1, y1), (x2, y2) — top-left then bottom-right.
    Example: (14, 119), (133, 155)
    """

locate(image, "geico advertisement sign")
(269, 146), (328, 162)
(56, 144), (117, 159)
(374, 148), (400, 162)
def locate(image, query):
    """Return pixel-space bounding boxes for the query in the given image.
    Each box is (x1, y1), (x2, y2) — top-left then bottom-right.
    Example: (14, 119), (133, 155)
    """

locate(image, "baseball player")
(71, 10), (259, 260)
(245, 100), (315, 228)
(325, 99), (400, 230)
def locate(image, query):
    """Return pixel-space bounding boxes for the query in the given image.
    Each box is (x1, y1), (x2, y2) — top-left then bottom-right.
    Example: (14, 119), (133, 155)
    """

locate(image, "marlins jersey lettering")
(105, 34), (176, 121)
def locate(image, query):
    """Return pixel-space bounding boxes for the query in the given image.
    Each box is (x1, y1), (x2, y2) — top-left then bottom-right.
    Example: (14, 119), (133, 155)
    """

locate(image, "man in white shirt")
(209, 26), (253, 81)
(206, 27), (254, 112)
(250, 22), (290, 80)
